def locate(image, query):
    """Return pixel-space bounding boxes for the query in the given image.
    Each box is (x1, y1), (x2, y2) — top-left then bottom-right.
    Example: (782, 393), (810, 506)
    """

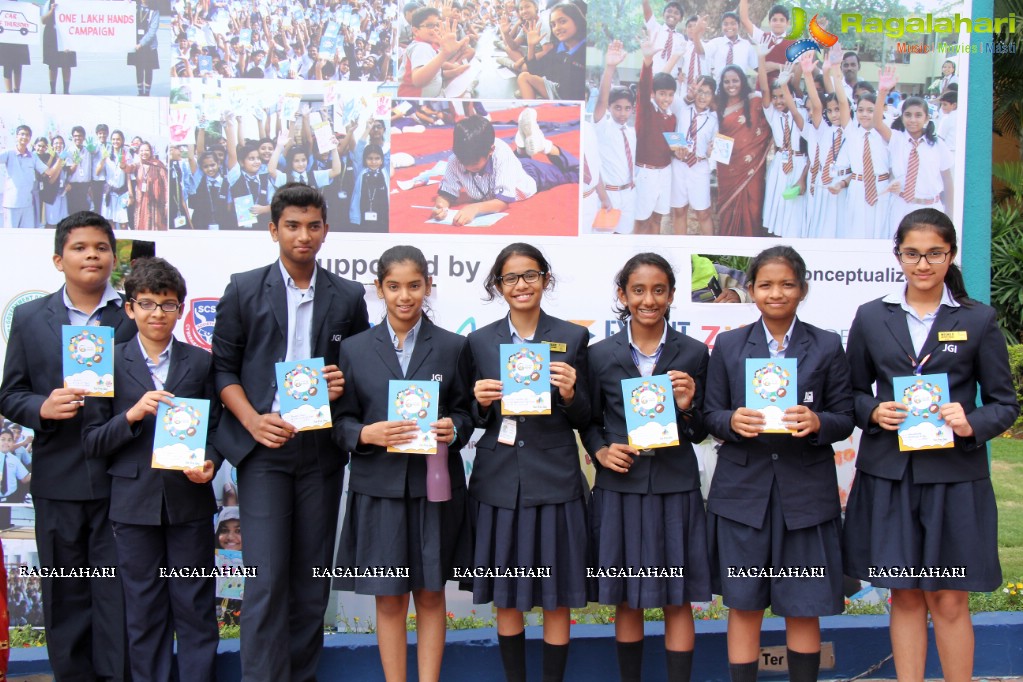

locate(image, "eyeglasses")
(498, 270), (545, 286)
(131, 298), (183, 313)
(894, 249), (951, 265)
(418, 21), (441, 29)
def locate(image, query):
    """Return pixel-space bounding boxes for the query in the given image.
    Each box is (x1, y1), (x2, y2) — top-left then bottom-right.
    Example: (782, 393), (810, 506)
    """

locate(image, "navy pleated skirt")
(470, 496), (588, 611)
(843, 467), (1001, 592)
(708, 479), (844, 617)
(588, 487), (711, 608)
(333, 486), (473, 595)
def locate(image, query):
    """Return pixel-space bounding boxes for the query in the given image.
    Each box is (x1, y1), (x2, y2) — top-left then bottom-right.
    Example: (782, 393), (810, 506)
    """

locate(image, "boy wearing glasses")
(397, 6), (470, 97)
(0, 211), (134, 681)
(82, 257), (220, 682)
(432, 115), (580, 226)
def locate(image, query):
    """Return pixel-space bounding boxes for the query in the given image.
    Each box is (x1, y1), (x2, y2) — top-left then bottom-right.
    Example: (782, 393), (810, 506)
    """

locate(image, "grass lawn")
(993, 437), (1023, 581)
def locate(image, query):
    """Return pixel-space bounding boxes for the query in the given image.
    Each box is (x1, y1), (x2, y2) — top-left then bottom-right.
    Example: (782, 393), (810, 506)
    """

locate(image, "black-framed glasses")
(499, 270), (546, 287)
(130, 298), (182, 313)
(894, 249), (951, 265)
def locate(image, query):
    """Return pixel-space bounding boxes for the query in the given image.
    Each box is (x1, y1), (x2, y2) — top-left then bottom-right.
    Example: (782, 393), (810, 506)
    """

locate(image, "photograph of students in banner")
(172, 78), (390, 232)
(389, 99), (580, 235)
(0, 95), (169, 228)
(582, 0), (963, 239)
(172, 0), (397, 81)
(0, 0), (171, 96)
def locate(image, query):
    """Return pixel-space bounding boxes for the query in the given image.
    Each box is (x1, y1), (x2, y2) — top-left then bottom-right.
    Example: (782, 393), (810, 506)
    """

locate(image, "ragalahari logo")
(183, 297), (219, 350)
(784, 7), (839, 62)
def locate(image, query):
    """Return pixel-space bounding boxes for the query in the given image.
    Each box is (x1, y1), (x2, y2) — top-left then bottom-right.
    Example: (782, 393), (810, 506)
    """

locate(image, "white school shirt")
(675, 105), (718, 159)
(705, 35), (757, 81)
(834, 123), (891, 177)
(594, 115), (636, 187)
(764, 106), (804, 149)
(749, 26), (785, 52)
(675, 40), (710, 85)
(644, 15), (686, 77)
(888, 130), (952, 200)
(438, 139), (537, 204)
(581, 120), (601, 195)
(938, 109), (957, 152)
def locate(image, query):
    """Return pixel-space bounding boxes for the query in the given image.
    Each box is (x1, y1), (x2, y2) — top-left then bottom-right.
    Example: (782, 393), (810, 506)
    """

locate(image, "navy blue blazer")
(460, 310), (591, 509)
(210, 263), (369, 469)
(0, 290), (136, 500)
(81, 338), (223, 525)
(704, 318), (854, 530)
(847, 297), (1019, 484)
(581, 326), (709, 494)
(334, 317), (473, 498)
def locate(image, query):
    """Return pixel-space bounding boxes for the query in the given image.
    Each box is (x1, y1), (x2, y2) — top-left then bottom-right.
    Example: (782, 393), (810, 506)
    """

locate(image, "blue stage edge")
(9, 612), (1023, 680)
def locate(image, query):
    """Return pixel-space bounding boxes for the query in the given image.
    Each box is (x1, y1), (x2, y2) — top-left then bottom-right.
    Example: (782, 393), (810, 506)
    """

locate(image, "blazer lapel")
(310, 267), (334, 355)
(743, 320), (769, 360)
(883, 302), (917, 361)
(404, 318), (434, 379)
(652, 330), (680, 376)
(123, 339), (156, 392)
(917, 305), (960, 362)
(786, 319), (811, 368)
(99, 296), (127, 331)
(372, 323), (404, 379)
(613, 332), (640, 379)
(266, 266), (288, 346)
(46, 290), (71, 339)
(163, 339), (192, 393)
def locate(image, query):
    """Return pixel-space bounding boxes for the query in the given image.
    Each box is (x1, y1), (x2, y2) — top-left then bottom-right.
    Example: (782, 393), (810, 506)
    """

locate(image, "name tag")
(498, 417), (517, 446)
(173, 216), (187, 228)
(364, 211), (377, 221)
(543, 341), (567, 353)
(938, 331), (967, 342)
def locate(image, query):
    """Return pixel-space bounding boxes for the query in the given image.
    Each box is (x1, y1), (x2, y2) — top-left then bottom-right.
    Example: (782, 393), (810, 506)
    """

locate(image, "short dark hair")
(842, 51), (859, 65)
(452, 115), (495, 165)
(939, 91), (958, 106)
(0, 429), (13, 441)
(363, 143), (385, 164)
(652, 72), (676, 93)
(945, 82), (958, 92)
(71, 125), (86, 138)
(664, 1), (683, 14)
(484, 242), (555, 301)
(720, 11), (739, 25)
(853, 80), (876, 95)
(613, 253), (676, 321)
(125, 257), (187, 302)
(15, 124), (31, 136)
(767, 4), (789, 20)
(95, 123), (109, 134)
(270, 182), (327, 224)
(236, 140), (261, 164)
(410, 6), (440, 26)
(608, 85), (635, 106)
(54, 211), (116, 256)
(747, 245), (808, 296)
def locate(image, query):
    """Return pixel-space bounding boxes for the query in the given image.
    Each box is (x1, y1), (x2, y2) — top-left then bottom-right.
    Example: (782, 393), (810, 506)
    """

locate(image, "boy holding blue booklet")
(82, 257), (220, 682)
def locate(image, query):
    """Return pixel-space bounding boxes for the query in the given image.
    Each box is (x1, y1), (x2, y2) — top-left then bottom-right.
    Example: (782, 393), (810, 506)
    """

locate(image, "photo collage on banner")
(0, 0), (972, 628)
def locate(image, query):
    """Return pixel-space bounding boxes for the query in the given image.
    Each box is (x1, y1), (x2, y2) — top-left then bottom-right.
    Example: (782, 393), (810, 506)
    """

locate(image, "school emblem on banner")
(183, 297), (219, 350)
(2, 290), (47, 344)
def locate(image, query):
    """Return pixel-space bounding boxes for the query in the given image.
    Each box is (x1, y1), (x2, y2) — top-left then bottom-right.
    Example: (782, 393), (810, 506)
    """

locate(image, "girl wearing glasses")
(581, 253), (711, 681)
(461, 243), (590, 682)
(843, 209), (1019, 682)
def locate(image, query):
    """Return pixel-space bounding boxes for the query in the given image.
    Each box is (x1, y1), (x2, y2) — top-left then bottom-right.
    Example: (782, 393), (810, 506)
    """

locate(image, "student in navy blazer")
(703, 246), (854, 682)
(82, 258), (220, 682)
(333, 246), (474, 682)
(210, 184), (369, 682)
(843, 210), (1019, 682)
(0, 212), (134, 682)
(461, 243), (590, 682)
(580, 253), (712, 682)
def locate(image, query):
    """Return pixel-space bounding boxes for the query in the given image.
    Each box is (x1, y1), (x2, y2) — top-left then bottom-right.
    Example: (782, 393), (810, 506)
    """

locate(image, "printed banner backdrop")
(55, 1), (136, 52)
(0, 0), (981, 630)
(0, 2), (42, 47)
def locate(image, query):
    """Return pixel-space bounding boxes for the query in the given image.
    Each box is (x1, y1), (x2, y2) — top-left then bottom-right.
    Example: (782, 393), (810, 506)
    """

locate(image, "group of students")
(0, 184), (1016, 682)
(0, 122), (166, 230)
(172, 0), (394, 81)
(396, 0), (586, 101)
(587, 0), (957, 241)
(175, 106), (390, 232)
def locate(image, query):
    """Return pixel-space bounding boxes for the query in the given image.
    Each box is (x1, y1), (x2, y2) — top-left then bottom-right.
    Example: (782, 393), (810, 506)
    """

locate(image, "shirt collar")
(385, 315), (423, 350)
(137, 334), (173, 365)
(761, 317), (797, 350)
(882, 285), (960, 314)
(626, 318), (667, 355)
(278, 259), (317, 293)
(508, 315), (533, 343)
(556, 38), (585, 56)
(62, 283), (123, 316)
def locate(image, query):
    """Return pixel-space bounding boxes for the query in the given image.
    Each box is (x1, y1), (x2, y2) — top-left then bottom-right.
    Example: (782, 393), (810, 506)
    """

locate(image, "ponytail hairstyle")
(612, 253), (676, 321)
(895, 96), (937, 144)
(821, 92), (838, 126)
(747, 245), (809, 298)
(894, 208), (971, 305)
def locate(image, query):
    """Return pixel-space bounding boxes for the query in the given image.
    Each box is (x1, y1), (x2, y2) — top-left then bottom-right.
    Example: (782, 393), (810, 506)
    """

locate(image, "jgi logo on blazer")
(432, 374), (443, 382)
(943, 344), (958, 354)
(804, 391), (814, 402)
(332, 334), (343, 342)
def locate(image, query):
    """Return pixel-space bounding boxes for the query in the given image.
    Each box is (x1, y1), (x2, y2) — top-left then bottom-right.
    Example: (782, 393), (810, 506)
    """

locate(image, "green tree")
(993, 0), (1023, 153)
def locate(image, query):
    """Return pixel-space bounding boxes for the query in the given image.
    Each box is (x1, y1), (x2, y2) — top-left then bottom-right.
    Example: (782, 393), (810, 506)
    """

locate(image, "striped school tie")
(726, 39), (736, 65)
(687, 49), (699, 85)
(821, 128), (842, 184)
(661, 31), (673, 61)
(899, 137), (921, 201)
(809, 140), (821, 194)
(686, 112), (699, 167)
(782, 114), (793, 174)
(622, 127), (634, 185)
(863, 131), (878, 206)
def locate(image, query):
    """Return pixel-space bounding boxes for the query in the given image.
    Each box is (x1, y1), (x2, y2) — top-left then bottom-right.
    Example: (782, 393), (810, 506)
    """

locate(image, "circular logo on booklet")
(751, 362), (791, 402)
(163, 402), (201, 440)
(901, 378), (943, 419)
(630, 381), (667, 419)
(394, 384), (432, 420)
(506, 348), (544, 385)
(283, 365), (320, 401)
(67, 330), (106, 367)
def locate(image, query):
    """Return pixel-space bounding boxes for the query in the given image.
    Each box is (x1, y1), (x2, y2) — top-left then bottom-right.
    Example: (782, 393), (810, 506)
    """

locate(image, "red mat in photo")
(389, 103), (581, 237)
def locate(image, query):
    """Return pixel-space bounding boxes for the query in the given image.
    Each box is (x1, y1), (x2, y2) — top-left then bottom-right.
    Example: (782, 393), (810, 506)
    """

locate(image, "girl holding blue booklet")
(332, 245), (474, 682)
(843, 209), (1019, 682)
(580, 253), (710, 682)
(461, 243), (590, 682)
(703, 245), (854, 682)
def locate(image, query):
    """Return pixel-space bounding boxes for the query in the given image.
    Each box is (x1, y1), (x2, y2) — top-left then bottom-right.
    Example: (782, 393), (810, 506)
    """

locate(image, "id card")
(173, 216), (187, 228)
(140, 182), (148, 193)
(498, 417), (517, 445)
(364, 211), (377, 221)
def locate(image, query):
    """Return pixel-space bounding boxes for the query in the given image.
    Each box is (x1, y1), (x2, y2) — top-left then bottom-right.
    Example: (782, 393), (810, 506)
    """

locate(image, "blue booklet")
(215, 549), (245, 599)
(234, 193), (256, 227)
(662, 131), (686, 148)
(319, 20), (340, 53)
(622, 374), (678, 451)
(238, 28), (252, 46)
(275, 358), (332, 431)
(499, 343), (551, 415)
(894, 373), (954, 451)
(197, 55), (213, 73)
(387, 380), (439, 454)
(745, 358), (797, 433)
(152, 398), (210, 470)
(62, 325), (115, 397)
